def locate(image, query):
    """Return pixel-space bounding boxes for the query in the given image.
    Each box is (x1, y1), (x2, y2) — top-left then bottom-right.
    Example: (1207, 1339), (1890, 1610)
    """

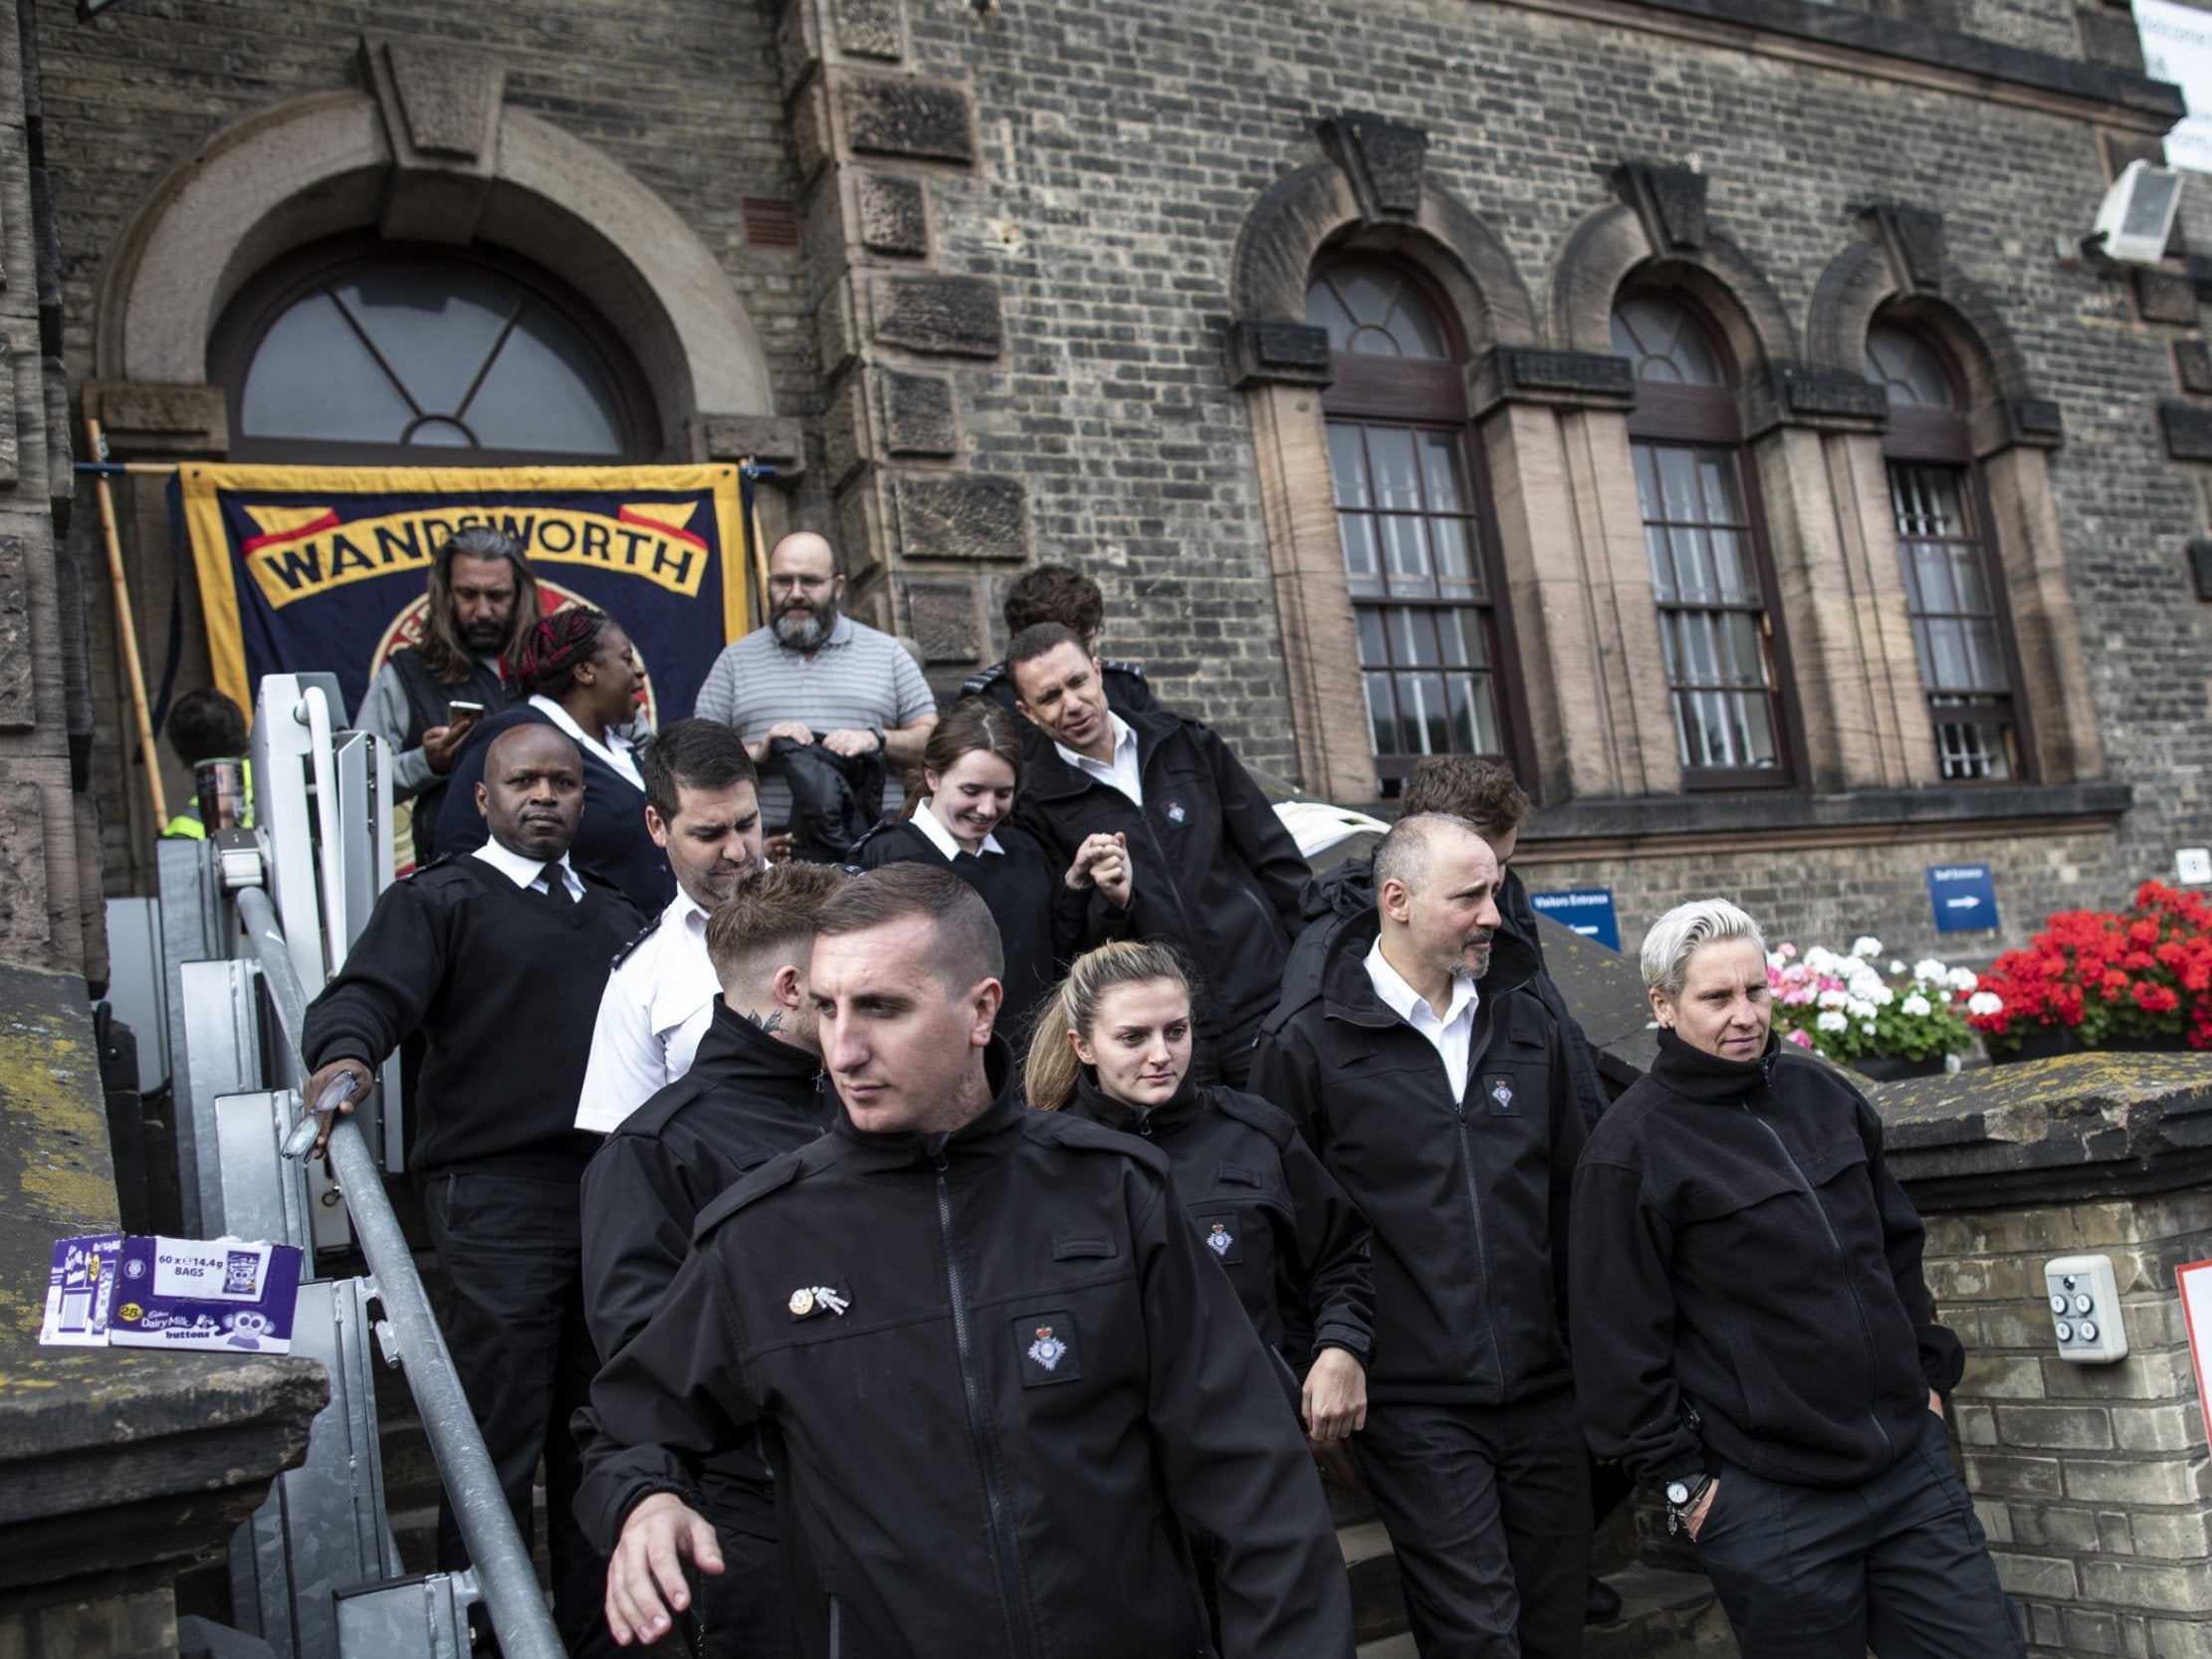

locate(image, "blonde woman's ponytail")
(1020, 939), (1195, 1113)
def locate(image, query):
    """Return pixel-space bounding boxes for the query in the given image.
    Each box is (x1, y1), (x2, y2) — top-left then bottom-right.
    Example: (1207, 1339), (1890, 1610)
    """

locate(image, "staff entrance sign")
(1926, 863), (1999, 934)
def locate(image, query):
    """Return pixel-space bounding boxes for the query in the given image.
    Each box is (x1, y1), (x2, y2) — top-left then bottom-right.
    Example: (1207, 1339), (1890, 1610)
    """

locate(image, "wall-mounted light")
(2085, 158), (2185, 265)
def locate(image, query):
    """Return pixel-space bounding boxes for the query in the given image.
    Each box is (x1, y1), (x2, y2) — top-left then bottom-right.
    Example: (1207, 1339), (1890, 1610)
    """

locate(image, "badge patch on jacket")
(1014, 1310), (1081, 1385)
(1197, 1213), (1243, 1265)
(1487, 1077), (1519, 1116)
(1165, 799), (1187, 825)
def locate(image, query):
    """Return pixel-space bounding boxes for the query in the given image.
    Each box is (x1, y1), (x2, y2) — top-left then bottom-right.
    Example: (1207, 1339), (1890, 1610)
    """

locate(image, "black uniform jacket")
(1250, 912), (1584, 1407)
(1015, 707), (1309, 1053)
(1570, 1029), (1965, 1493)
(573, 1045), (1356, 1659)
(579, 998), (830, 1535)
(1293, 855), (1614, 1133)
(1062, 1073), (1374, 1369)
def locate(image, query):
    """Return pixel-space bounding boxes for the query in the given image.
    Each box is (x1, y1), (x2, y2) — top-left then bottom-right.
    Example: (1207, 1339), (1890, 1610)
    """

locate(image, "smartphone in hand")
(446, 700), (486, 724)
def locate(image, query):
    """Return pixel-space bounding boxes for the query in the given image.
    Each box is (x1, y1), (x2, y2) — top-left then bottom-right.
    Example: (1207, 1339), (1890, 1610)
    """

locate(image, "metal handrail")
(236, 885), (568, 1659)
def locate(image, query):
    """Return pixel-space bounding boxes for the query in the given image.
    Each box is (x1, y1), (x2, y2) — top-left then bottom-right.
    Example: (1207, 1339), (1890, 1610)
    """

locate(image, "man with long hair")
(354, 525), (541, 863)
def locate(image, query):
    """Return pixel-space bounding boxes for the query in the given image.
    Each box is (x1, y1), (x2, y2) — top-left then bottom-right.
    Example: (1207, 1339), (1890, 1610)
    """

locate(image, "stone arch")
(1547, 199), (1797, 376)
(1805, 238), (2038, 427)
(93, 73), (776, 446)
(1226, 160), (1539, 351)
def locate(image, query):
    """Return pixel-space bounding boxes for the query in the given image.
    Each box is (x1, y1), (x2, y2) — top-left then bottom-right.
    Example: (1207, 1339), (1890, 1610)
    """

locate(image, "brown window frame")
(206, 232), (664, 467)
(1872, 325), (2038, 784)
(1311, 255), (1537, 800)
(1618, 289), (1804, 792)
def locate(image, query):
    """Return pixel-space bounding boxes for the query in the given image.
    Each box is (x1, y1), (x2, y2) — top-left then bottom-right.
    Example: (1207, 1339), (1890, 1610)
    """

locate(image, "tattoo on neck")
(742, 1008), (784, 1034)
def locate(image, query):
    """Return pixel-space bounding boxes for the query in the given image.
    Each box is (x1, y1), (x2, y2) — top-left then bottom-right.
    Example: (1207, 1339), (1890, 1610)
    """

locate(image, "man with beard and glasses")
(691, 530), (938, 851)
(353, 525), (540, 865)
(1252, 813), (1591, 1659)
(300, 723), (643, 1659)
(576, 720), (768, 1134)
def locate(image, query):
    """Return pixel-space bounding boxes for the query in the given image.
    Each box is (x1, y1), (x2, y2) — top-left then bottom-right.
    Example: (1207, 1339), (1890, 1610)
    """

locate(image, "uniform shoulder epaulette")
(1027, 1106), (1174, 1174)
(606, 1072), (713, 1141)
(847, 818), (905, 863)
(1101, 657), (1147, 681)
(1207, 1086), (1298, 1146)
(690, 1138), (832, 1241)
(609, 914), (662, 970)
(961, 662), (1007, 698)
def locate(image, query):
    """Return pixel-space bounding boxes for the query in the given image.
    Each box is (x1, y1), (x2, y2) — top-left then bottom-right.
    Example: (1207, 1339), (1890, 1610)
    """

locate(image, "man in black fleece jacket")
(302, 724), (640, 1658)
(576, 866), (1354, 1657)
(1570, 899), (2020, 1659)
(578, 862), (845, 1659)
(1253, 814), (1589, 1659)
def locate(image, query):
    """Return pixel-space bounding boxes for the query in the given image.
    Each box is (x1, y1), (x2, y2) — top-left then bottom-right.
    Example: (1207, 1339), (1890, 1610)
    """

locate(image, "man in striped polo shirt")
(691, 531), (938, 843)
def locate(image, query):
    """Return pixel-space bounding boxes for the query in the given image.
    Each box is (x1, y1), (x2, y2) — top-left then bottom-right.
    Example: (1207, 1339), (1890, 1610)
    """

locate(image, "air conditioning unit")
(2091, 159), (2185, 264)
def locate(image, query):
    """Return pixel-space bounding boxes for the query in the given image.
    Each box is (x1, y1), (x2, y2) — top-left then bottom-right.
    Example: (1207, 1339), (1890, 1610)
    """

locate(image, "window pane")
(1327, 425), (1372, 508)
(1306, 281), (1357, 353)
(1356, 607), (1389, 667)
(1672, 527), (1717, 604)
(1343, 266), (1396, 328)
(1709, 527), (1753, 603)
(1431, 517), (1476, 591)
(333, 267), (516, 419)
(1404, 672), (1450, 752)
(1370, 428), (1421, 511)
(240, 294), (416, 441)
(1438, 608), (1488, 669)
(1645, 525), (1678, 602)
(1340, 517), (1383, 594)
(1735, 689), (1779, 766)
(1656, 447), (1701, 521)
(1418, 431), (1466, 512)
(1722, 611), (1769, 688)
(1613, 295), (1724, 385)
(1381, 517), (1433, 589)
(1389, 608), (1438, 667)
(1886, 459), (2019, 780)
(1366, 673), (1400, 755)
(464, 309), (624, 455)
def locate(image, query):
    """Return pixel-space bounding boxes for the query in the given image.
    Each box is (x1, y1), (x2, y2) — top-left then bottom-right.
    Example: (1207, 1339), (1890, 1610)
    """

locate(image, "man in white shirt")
(1251, 813), (1590, 1659)
(575, 721), (766, 1134)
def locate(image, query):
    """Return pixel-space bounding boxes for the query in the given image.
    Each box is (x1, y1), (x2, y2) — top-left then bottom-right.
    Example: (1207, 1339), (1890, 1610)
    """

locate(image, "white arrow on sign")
(1945, 896), (1983, 910)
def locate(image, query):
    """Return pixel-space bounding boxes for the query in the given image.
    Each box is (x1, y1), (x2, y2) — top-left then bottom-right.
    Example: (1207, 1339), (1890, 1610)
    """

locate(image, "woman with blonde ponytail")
(1024, 940), (1374, 1449)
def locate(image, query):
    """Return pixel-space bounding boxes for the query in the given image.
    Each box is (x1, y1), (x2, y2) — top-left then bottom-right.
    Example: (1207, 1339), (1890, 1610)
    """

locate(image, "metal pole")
(86, 415), (171, 830)
(235, 886), (568, 1659)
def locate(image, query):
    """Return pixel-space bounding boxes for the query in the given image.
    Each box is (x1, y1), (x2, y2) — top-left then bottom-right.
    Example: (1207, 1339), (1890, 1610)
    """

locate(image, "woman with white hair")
(1567, 899), (2022, 1659)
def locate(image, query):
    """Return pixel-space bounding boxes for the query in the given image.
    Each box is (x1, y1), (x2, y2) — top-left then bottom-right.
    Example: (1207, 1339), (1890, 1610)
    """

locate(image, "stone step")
(1339, 1518), (1410, 1645)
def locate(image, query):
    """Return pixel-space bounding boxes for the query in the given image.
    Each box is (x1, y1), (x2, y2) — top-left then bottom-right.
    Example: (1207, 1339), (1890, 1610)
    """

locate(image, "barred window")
(1613, 293), (1797, 787)
(1866, 323), (2029, 781)
(1307, 260), (1526, 795)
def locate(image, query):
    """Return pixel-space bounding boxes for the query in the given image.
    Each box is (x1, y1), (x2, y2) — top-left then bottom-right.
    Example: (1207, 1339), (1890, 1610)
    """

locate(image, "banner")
(181, 464), (748, 726)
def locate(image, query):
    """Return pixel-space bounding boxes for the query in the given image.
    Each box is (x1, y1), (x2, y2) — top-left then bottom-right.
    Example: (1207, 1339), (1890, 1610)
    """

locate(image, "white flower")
(1967, 991), (2003, 1016)
(1889, 959), (1909, 975)
(1947, 967), (1979, 993)
(1869, 985), (1896, 1007)
(1901, 994), (1932, 1017)
(1803, 945), (1839, 973)
(1853, 936), (1883, 958)
(1817, 1010), (1849, 1032)
(1913, 957), (1947, 984)
(1766, 951), (1787, 971)
(1818, 988), (1850, 1010)
(1847, 997), (1877, 1020)
(1862, 1021), (1878, 1034)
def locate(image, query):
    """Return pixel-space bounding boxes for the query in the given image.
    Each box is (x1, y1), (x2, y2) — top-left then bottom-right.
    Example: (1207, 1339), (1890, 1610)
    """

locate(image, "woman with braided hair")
(437, 607), (676, 913)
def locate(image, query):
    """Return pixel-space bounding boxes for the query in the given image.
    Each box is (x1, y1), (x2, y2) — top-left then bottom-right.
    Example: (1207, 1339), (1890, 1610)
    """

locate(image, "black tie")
(532, 863), (574, 919)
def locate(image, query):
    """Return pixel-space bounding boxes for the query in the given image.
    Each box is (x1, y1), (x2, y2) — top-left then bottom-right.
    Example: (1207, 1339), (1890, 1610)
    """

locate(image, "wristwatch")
(869, 726), (887, 753)
(1664, 1473), (1713, 1536)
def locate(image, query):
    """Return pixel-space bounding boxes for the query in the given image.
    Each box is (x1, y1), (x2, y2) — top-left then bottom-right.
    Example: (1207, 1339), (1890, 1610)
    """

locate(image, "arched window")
(1613, 292), (1796, 787)
(1306, 259), (1525, 796)
(209, 236), (661, 465)
(1865, 322), (2029, 781)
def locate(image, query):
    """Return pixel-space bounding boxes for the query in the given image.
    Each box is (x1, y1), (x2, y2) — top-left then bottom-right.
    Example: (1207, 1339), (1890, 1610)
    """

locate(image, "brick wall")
(1925, 1187), (2212, 1657)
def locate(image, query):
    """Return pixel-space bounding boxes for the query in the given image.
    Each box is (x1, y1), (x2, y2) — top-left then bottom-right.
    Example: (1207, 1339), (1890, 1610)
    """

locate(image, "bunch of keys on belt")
(282, 1070), (363, 1159)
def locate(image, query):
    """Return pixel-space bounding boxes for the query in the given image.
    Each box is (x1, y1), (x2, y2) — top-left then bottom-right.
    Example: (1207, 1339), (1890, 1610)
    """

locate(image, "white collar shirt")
(911, 798), (1004, 860)
(1364, 934), (1480, 1101)
(1054, 713), (1144, 806)
(573, 889), (719, 1134)
(471, 839), (585, 902)
(530, 693), (645, 791)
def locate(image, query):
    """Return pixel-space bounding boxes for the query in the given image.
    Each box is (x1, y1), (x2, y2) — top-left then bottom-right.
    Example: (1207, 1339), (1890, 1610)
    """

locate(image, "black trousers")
(423, 1169), (616, 1659)
(1358, 1388), (1591, 1659)
(1692, 1409), (2025, 1659)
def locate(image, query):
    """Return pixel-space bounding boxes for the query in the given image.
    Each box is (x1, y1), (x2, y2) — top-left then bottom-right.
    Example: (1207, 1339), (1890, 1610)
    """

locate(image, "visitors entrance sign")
(1529, 887), (1621, 950)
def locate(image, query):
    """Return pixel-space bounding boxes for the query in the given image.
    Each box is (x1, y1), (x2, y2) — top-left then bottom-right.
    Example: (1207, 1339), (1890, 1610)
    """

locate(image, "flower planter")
(1987, 1027), (2080, 1065)
(2091, 1034), (2193, 1054)
(1851, 1053), (1950, 1082)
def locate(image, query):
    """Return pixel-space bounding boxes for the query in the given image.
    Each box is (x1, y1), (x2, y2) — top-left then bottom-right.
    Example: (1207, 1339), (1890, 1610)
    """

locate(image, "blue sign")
(1927, 863), (2000, 933)
(1529, 888), (1622, 951)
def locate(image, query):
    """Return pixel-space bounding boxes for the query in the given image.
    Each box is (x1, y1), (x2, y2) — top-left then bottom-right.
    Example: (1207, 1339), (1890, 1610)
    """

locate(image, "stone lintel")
(1226, 321), (1332, 390)
(2000, 395), (2065, 451)
(1469, 345), (1636, 415)
(684, 414), (807, 476)
(80, 380), (228, 461)
(359, 35), (505, 245)
(1772, 365), (1890, 434)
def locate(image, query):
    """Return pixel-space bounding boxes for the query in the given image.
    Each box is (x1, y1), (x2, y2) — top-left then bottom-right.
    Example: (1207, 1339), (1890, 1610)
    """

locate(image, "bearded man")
(353, 525), (540, 863)
(691, 530), (938, 840)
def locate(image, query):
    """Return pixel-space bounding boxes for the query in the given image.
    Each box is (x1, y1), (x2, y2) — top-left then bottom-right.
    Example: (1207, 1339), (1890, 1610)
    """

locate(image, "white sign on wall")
(2137, 0), (2212, 173)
